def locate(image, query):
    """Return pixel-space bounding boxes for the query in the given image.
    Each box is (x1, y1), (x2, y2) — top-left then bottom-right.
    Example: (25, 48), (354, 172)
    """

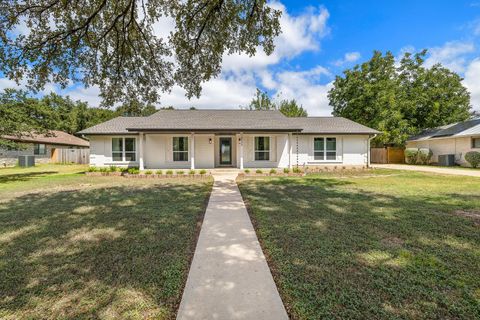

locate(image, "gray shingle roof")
(408, 118), (480, 141)
(77, 110), (379, 135)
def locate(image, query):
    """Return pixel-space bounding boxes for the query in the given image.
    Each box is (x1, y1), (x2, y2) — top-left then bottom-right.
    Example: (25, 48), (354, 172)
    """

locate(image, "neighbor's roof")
(408, 118), (480, 141)
(3, 130), (89, 147)
(77, 109), (379, 135)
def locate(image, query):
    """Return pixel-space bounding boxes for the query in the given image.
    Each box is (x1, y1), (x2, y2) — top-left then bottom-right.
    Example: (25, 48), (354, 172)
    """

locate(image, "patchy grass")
(0, 165), (213, 319)
(238, 169), (480, 319)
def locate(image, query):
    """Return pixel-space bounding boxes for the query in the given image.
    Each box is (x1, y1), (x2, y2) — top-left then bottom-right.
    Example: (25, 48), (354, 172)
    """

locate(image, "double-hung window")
(34, 143), (46, 155)
(254, 136), (270, 161)
(112, 137), (136, 161)
(472, 137), (480, 149)
(314, 137), (337, 161)
(173, 137), (188, 161)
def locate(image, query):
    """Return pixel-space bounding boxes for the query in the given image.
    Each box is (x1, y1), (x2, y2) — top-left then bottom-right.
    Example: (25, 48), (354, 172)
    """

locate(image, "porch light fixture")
(209, 138), (213, 144)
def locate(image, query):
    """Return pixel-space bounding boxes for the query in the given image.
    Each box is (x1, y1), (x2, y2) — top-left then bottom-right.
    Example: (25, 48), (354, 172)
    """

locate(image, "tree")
(115, 99), (157, 117)
(247, 89), (276, 111)
(328, 50), (471, 145)
(277, 99), (307, 117)
(0, 1), (281, 107)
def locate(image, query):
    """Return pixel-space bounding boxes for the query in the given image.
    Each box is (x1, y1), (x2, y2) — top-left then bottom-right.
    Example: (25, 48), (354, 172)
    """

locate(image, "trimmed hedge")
(465, 151), (480, 168)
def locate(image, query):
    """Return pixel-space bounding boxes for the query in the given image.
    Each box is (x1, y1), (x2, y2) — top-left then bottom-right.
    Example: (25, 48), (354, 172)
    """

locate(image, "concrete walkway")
(177, 173), (288, 320)
(373, 164), (480, 177)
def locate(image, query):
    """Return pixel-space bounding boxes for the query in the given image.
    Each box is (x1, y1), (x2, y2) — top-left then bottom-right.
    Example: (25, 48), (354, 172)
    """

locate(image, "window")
(33, 143), (46, 155)
(473, 137), (480, 149)
(173, 137), (188, 161)
(255, 137), (270, 161)
(313, 137), (337, 161)
(111, 137), (136, 161)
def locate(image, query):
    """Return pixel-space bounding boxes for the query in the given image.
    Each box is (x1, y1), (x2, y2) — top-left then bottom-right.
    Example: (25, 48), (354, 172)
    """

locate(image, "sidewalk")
(177, 173), (288, 320)
(372, 164), (480, 177)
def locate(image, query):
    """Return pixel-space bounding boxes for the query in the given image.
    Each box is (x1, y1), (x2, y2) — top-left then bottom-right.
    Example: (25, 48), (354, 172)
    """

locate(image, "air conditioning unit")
(438, 154), (455, 166)
(18, 155), (35, 167)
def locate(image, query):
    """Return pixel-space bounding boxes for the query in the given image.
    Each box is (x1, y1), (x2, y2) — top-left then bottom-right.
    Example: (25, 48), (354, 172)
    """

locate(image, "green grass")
(0, 164), (213, 319)
(238, 169), (480, 319)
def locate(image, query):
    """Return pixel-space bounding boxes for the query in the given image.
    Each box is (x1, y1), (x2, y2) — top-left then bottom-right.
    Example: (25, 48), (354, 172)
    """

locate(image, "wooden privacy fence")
(371, 147), (405, 164)
(51, 148), (90, 164)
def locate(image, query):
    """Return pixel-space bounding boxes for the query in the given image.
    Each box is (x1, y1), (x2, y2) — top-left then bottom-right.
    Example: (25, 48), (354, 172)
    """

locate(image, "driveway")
(372, 164), (480, 177)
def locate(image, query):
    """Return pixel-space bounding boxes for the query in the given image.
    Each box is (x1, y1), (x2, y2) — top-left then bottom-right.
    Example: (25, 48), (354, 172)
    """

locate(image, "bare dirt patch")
(453, 210), (480, 226)
(381, 236), (405, 248)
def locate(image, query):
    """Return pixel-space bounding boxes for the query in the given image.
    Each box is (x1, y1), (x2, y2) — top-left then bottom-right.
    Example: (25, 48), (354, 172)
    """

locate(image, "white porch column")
(288, 133), (292, 169)
(239, 132), (244, 170)
(139, 133), (144, 170)
(190, 133), (195, 170)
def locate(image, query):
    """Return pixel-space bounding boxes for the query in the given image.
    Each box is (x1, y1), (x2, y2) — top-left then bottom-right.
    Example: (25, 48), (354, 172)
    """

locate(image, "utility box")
(18, 155), (35, 167)
(438, 154), (455, 166)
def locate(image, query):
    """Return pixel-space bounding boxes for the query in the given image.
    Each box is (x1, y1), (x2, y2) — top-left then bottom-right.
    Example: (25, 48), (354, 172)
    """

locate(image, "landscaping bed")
(238, 169), (480, 319)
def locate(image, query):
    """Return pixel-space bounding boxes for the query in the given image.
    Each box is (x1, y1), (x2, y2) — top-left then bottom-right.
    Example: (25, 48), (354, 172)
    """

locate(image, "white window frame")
(254, 136), (271, 161)
(111, 137), (137, 162)
(173, 136), (189, 162)
(313, 137), (337, 162)
(472, 137), (480, 149)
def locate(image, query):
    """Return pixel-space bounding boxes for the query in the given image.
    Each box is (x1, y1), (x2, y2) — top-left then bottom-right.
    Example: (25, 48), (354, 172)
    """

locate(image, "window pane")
(314, 138), (324, 151)
(326, 152), (336, 160)
(473, 138), (480, 148)
(125, 152), (136, 161)
(255, 137), (270, 151)
(314, 151), (324, 160)
(112, 138), (123, 152)
(125, 138), (136, 151)
(174, 151), (188, 161)
(326, 138), (336, 151)
(173, 137), (188, 152)
(112, 152), (123, 161)
(34, 144), (46, 155)
(255, 151), (270, 161)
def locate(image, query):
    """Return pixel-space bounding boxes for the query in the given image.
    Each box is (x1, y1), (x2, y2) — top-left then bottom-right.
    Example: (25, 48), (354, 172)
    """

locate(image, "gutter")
(367, 134), (377, 168)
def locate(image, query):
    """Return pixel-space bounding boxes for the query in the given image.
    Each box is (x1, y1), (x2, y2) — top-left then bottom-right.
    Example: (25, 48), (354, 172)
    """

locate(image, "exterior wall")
(406, 136), (479, 166)
(88, 133), (371, 168)
(0, 143), (65, 167)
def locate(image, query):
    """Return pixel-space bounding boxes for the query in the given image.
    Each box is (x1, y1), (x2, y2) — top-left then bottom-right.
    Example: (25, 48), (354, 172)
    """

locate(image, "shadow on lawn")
(239, 177), (480, 319)
(0, 182), (210, 319)
(0, 171), (59, 184)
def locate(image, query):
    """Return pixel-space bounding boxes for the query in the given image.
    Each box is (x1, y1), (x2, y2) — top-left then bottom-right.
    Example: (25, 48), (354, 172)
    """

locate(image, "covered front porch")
(137, 132), (293, 170)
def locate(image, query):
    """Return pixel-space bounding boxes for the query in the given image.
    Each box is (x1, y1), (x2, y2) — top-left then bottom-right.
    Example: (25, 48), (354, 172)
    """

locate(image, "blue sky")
(1, 1), (480, 115)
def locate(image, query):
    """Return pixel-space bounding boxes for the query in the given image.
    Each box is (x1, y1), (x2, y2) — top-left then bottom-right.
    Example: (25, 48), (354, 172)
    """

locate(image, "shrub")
(417, 148), (433, 165)
(405, 148), (419, 164)
(166, 170), (173, 175)
(292, 167), (302, 173)
(155, 169), (163, 175)
(244, 169), (250, 174)
(269, 168), (277, 174)
(189, 169), (196, 175)
(145, 170), (153, 175)
(120, 167), (129, 173)
(127, 167), (140, 174)
(199, 169), (207, 175)
(109, 165), (118, 172)
(87, 166), (98, 172)
(465, 151), (480, 168)
(177, 170), (185, 175)
(283, 168), (290, 174)
(99, 167), (109, 172)
(255, 169), (263, 174)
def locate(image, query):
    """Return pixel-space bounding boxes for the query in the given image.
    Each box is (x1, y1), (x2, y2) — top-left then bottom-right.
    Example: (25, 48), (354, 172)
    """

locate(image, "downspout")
(367, 134), (377, 168)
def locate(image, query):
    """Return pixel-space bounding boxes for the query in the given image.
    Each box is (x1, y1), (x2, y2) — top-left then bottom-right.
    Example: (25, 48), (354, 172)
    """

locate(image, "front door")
(219, 137), (232, 165)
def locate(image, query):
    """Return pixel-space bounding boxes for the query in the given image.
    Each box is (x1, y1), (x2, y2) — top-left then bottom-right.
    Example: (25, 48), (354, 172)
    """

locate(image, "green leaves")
(0, 0), (281, 106)
(246, 88), (308, 117)
(329, 50), (471, 146)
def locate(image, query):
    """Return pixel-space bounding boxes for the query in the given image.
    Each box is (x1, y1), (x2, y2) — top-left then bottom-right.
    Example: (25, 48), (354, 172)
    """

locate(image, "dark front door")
(219, 137), (232, 165)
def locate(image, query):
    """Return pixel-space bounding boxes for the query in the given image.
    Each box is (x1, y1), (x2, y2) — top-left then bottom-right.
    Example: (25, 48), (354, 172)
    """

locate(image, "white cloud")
(333, 51), (361, 66)
(425, 41), (475, 72)
(464, 58), (480, 112)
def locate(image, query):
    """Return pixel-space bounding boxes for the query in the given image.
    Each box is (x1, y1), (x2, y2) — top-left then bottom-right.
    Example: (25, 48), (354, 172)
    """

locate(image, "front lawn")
(238, 169), (480, 319)
(0, 165), (213, 319)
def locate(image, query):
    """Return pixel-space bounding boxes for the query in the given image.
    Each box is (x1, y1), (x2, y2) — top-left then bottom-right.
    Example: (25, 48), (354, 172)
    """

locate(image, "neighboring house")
(1, 130), (90, 166)
(78, 110), (379, 170)
(406, 118), (480, 166)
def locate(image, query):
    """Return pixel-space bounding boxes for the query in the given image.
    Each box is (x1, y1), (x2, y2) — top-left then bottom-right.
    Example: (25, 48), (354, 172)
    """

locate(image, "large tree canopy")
(245, 88), (308, 117)
(0, 0), (281, 106)
(328, 50), (471, 145)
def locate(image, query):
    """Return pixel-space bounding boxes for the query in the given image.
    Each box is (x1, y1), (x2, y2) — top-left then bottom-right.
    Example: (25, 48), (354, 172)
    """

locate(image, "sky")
(2, 0), (480, 115)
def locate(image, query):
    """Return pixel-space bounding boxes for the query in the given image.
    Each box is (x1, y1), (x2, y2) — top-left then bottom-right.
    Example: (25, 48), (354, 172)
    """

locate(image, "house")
(406, 118), (480, 166)
(1, 130), (90, 166)
(78, 110), (379, 170)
